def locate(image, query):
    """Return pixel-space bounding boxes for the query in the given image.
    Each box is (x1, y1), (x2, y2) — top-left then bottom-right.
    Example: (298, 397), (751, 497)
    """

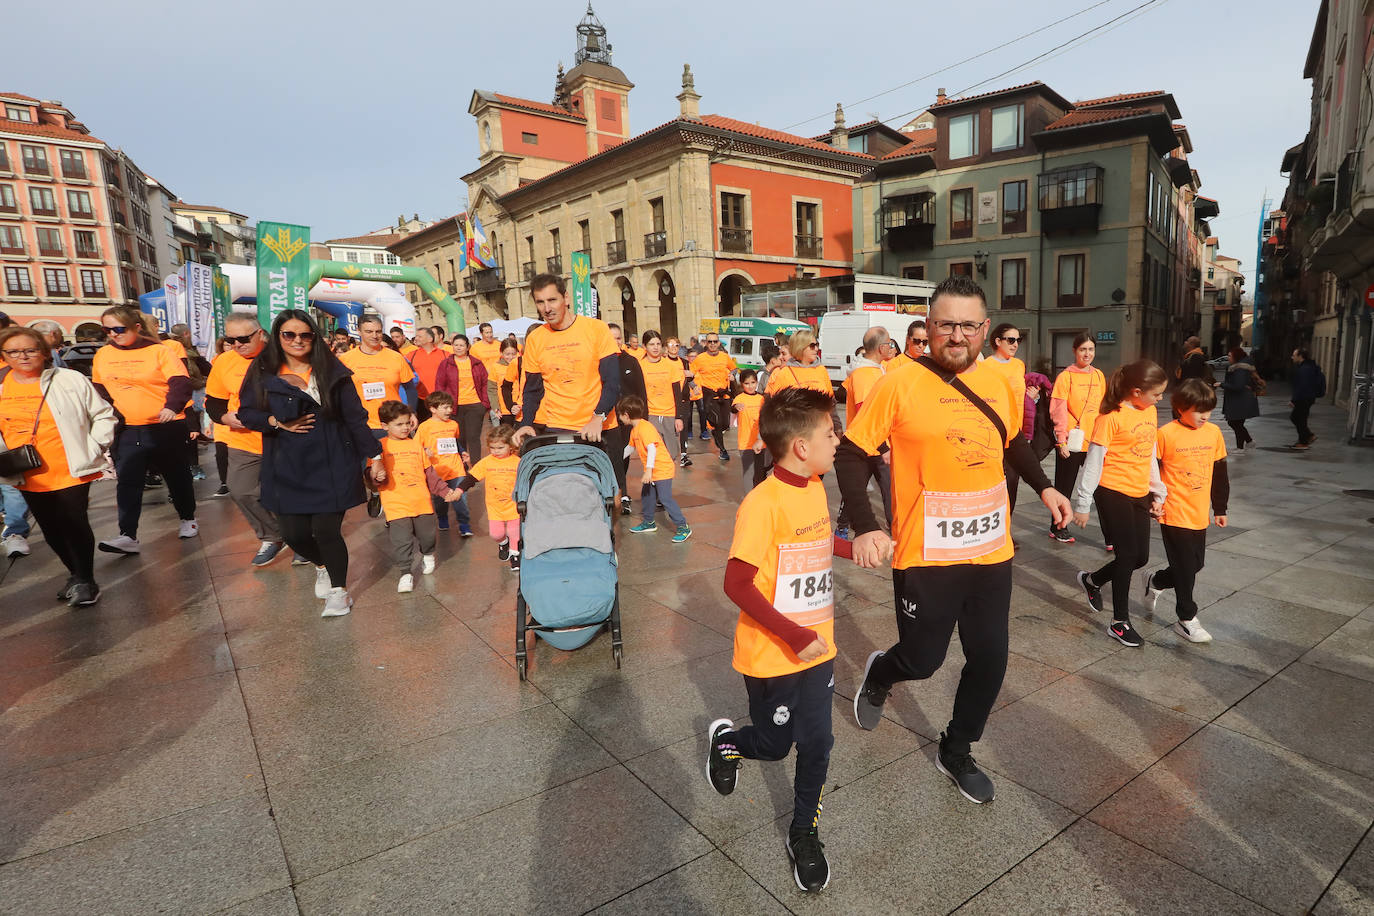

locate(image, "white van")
(818, 307), (928, 386)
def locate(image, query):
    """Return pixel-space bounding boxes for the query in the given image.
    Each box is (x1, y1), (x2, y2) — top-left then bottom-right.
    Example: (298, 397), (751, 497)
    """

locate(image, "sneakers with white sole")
(3, 534), (30, 558)
(178, 519), (199, 539)
(421, 554), (436, 575)
(1173, 617), (1213, 643)
(1142, 570), (1163, 612)
(99, 534), (141, 555)
(314, 566), (331, 599)
(321, 587), (352, 617)
(397, 573), (414, 593)
(1077, 570), (1104, 613)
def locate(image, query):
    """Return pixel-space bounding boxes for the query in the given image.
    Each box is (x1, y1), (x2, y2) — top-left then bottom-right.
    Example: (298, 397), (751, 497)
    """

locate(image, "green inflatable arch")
(308, 260), (467, 334)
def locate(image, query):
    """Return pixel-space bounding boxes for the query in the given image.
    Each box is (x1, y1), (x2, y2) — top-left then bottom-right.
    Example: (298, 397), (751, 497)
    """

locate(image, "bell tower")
(564, 3), (633, 155)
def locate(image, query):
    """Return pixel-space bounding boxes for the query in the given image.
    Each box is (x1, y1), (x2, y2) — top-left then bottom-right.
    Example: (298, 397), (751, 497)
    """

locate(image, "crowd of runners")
(1, 274), (1244, 895)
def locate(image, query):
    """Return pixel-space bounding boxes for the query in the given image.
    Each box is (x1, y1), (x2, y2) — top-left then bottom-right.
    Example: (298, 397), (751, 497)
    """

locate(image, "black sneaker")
(211, 485), (231, 498)
(619, 495), (631, 516)
(56, 575), (79, 602)
(718, 449), (729, 462)
(785, 826), (830, 892)
(1108, 619), (1143, 647)
(1049, 525), (1076, 543)
(935, 734), (996, 803)
(498, 538), (510, 561)
(68, 581), (100, 608)
(1077, 571), (1104, 613)
(679, 455), (693, 468)
(509, 553), (520, 571)
(853, 650), (889, 730)
(705, 718), (741, 795)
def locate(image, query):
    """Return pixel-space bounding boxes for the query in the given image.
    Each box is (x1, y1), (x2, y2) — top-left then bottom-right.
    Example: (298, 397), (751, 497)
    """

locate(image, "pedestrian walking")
(883, 319), (928, 372)
(1048, 332), (1106, 543)
(416, 391), (474, 536)
(621, 395), (691, 542)
(982, 323), (1028, 517)
(0, 326), (117, 606)
(636, 329), (686, 472)
(731, 370), (766, 488)
(763, 330), (831, 398)
(1176, 335), (1208, 382)
(837, 327), (892, 536)
(607, 323), (649, 515)
(339, 315), (417, 436)
(1288, 348), (1325, 449)
(691, 332), (738, 461)
(1218, 347), (1260, 450)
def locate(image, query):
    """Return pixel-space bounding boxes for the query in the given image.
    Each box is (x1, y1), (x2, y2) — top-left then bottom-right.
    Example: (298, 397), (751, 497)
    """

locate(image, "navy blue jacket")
(1291, 360), (1325, 401)
(237, 358), (382, 515)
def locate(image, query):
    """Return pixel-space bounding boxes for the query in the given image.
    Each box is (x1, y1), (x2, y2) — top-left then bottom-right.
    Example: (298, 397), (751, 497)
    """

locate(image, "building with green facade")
(853, 83), (1211, 375)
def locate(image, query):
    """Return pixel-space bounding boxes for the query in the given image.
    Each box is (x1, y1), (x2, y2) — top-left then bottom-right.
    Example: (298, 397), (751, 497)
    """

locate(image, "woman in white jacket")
(0, 327), (117, 606)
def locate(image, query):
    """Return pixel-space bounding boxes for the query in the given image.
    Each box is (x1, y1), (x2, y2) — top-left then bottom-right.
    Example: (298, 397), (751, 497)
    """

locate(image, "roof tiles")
(1074, 90), (1166, 108)
(881, 128), (938, 160)
(491, 93), (585, 121)
(698, 114), (873, 157)
(1042, 107), (1153, 131)
(0, 117), (103, 145)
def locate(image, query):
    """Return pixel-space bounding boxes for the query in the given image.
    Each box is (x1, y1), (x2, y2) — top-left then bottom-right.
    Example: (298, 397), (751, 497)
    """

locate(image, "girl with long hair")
(1047, 333), (1106, 542)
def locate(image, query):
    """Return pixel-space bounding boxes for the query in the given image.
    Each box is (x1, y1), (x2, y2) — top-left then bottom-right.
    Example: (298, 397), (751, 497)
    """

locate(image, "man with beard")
(838, 275), (1071, 804)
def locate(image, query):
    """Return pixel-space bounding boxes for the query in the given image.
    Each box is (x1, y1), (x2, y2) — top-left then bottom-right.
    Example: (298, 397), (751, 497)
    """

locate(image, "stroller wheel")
(613, 645), (623, 669)
(517, 656), (527, 680)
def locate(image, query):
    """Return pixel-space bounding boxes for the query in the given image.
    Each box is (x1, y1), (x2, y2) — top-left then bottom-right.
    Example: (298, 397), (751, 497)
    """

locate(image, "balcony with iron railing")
(606, 239), (626, 264)
(521, 261), (536, 281)
(463, 276), (474, 293)
(119, 249), (133, 264)
(644, 231), (667, 258)
(795, 235), (822, 259)
(23, 159), (50, 178)
(473, 267), (504, 292)
(546, 255), (563, 275)
(1037, 165), (1105, 235)
(38, 242), (64, 258)
(720, 227), (751, 253)
(62, 162), (88, 181)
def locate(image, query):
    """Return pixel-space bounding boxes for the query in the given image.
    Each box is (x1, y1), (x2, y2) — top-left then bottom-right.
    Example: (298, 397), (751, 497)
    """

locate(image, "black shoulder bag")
(0, 368), (49, 477)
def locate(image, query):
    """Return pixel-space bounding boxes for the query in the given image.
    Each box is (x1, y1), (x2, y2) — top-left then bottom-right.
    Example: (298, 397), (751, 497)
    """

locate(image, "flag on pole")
(456, 215), (468, 273)
(472, 215), (498, 268)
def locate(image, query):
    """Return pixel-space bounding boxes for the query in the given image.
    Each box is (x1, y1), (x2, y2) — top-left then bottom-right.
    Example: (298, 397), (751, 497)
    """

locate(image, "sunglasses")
(279, 330), (315, 342)
(226, 332), (259, 345)
(999, 336), (1021, 344)
(103, 325), (130, 335)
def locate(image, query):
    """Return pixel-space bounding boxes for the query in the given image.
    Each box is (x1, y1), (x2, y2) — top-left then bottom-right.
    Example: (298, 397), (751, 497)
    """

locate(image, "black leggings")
(1051, 450), (1087, 529)
(112, 424), (196, 538)
(1227, 419), (1252, 449)
(22, 483), (95, 584)
(603, 422), (630, 498)
(278, 511), (349, 588)
(215, 441), (229, 487)
(1088, 487), (1152, 622)
(456, 404), (487, 461)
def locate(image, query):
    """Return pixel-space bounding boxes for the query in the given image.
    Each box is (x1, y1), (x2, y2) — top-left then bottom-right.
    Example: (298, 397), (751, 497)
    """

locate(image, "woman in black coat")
(238, 310), (381, 617)
(1219, 347), (1260, 450)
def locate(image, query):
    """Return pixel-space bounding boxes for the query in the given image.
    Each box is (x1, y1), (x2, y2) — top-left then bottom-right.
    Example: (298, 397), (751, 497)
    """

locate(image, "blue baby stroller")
(514, 434), (623, 680)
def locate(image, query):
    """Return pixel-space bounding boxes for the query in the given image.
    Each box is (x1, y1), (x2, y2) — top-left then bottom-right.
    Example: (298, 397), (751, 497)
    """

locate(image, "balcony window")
(1039, 165), (1104, 209)
(36, 227), (63, 257)
(74, 230), (98, 258)
(948, 113), (978, 159)
(21, 145), (49, 176)
(649, 197), (665, 234)
(0, 183), (15, 213)
(1001, 259), (1027, 309)
(5, 266), (32, 295)
(644, 231), (666, 258)
(950, 188), (973, 239)
(578, 219), (591, 253)
(991, 104), (1023, 152)
(473, 267), (503, 292)
(720, 227), (751, 253)
(81, 269), (106, 296)
(373, 252), (387, 264)
(44, 267), (70, 296)
(795, 201), (820, 257)
(1002, 180), (1027, 233)
(66, 189), (93, 219)
(0, 226), (24, 254)
(521, 260), (535, 280)
(28, 186), (56, 216)
(949, 261), (973, 277)
(606, 239), (626, 264)
(882, 192), (936, 251)
(1057, 254), (1085, 307)
(720, 192), (746, 232)
(902, 266), (925, 280)
(0, 144), (8, 171)
(59, 150), (87, 180)
(546, 255), (563, 274)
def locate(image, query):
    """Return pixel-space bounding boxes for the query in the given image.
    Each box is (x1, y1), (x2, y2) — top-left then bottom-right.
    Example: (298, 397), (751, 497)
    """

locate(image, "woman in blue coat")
(238, 310), (380, 617)
(1218, 347), (1260, 450)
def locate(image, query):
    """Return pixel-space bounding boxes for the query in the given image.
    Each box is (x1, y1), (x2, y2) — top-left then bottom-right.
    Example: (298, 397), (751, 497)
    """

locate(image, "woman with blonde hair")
(763, 329), (832, 396)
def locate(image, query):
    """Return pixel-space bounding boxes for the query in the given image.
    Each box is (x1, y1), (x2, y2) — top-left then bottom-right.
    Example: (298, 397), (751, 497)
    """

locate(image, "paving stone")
(213, 887), (300, 916)
(1076, 637), (1268, 720)
(0, 792), (289, 916)
(1090, 725), (1374, 914)
(590, 851), (788, 915)
(293, 766), (711, 915)
(1243, 565), (1374, 616)
(1302, 616), (1374, 683)
(957, 819), (1268, 915)
(1313, 827), (1374, 915)
(1302, 540), (1374, 581)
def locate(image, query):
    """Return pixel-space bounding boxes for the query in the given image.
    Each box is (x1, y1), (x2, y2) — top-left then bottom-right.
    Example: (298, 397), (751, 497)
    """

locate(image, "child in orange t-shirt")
(619, 394), (691, 542)
(369, 401), (462, 593)
(1070, 360), (1169, 647)
(705, 387), (876, 894)
(731, 369), (766, 488)
(450, 424), (523, 570)
(417, 391), (474, 537)
(1146, 379), (1229, 643)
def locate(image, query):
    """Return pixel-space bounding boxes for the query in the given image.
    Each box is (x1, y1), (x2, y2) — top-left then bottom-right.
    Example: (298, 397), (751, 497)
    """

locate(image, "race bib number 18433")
(922, 483), (1009, 562)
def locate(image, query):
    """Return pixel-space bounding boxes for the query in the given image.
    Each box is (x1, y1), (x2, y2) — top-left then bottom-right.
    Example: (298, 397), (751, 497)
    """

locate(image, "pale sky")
(10, 0), (1318, 281)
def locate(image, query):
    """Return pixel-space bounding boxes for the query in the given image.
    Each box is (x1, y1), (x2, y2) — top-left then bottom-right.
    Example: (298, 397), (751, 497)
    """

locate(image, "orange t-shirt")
(976, 357), (1026, 438)
(502, 359), (522, 417)
(468, 452), (520, 521)
(732, 392), (764, 450)
(92, 341), (188, 425)
(469, 338), (503, 376)
(521, 316), (618, 430)
(0, 375), (98, 492)
(399, 343), (418, 359)
(843, 364), (884, 425)
(160, 338), (188, 361)
(416, 416), (465, 480)
(629, 418), (675, 482)
(1156, 419), (1226, 529)
(641, 356), (685, 418)
(729, 474), (837, 678)
(846, 360), (1017, 569)
(1051, 367), (1106, 450)
(765, 364), (832, 396)
(205, 351), (261, 455)
(377, 436), (434, 521)
(882, 353), (915, 373)
(1090, 403), (1159, 498)
(690, 351), (736, 391)
(408, 347), (448, 399)
(452, 356), (480, 406)
(339, 346), (415, 429)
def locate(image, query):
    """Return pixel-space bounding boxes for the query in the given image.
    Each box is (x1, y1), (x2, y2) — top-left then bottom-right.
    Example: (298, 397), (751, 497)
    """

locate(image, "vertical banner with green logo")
(570, 250), (594, 318)
(211, 265), (231, 339)
(256, 222), (311, 329)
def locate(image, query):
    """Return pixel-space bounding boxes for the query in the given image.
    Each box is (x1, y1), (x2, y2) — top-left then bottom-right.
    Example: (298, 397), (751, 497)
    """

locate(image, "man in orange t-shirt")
(340, 316), (417, 432)
(515, 274), (619, 444)
(469, 322), (503, 409)
(407, 328), (448, 419)
(840, 276), (1070, 805)
(690, 333), (737, 459)
(204, 314), (283, 566)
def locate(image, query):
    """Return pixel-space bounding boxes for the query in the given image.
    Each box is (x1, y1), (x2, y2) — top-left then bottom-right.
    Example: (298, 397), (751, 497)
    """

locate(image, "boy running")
(416, 391), (474, 536)
(619, 395), (692, 543)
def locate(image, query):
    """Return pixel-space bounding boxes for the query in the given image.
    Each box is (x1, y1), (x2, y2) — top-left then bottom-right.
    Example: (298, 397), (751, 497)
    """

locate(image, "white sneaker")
(314, 566), (331, 599)
(1142, 570), (1163, 612)
(1174, 618), (1213, 643)
(396, 573), (414, 593)
(321, 587), (352, 617)
(3, 534), (29, 558)
(98, 534), (141, 555)
(178, 519), (199, 539)
(421, 554), (436, 574)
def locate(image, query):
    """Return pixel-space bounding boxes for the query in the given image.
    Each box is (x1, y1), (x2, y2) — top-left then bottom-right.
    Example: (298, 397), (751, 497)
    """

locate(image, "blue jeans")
(433, 477), (471, 526)
(640, 479), (685, 527)
(2, 483), (33, 538)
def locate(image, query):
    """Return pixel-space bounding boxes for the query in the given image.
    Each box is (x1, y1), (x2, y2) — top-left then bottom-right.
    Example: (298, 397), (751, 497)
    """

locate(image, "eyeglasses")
(910, 337), (929, 345)
(930, 319), (987, 337)
(226, 332), (259, 345)
(706, 339), (720, 345)
(103, 326), (129, 336)
(2, 348), (41, 358)
(279, 330), (315, 342)
(999, 336), (1021, 344)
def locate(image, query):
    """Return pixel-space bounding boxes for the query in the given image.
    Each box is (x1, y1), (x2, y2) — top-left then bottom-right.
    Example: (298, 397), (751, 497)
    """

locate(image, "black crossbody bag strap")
(916, 355), (1008, 446)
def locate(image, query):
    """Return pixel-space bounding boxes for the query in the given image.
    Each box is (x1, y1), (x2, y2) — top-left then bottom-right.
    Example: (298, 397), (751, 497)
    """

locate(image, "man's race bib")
(922, 483), (1008, 562)
(362, 381), (385, 401)
(435, 437), (459, 456)
(773, 537), (834, 626)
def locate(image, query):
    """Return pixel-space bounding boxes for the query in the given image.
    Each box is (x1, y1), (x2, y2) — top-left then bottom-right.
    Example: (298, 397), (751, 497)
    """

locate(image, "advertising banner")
(211, 265), (231, 339)
(256, 222), (311, 329)
(161, 270), (185, 331)
(570, 250), (594, 318)
(185, 261), (214, 351)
